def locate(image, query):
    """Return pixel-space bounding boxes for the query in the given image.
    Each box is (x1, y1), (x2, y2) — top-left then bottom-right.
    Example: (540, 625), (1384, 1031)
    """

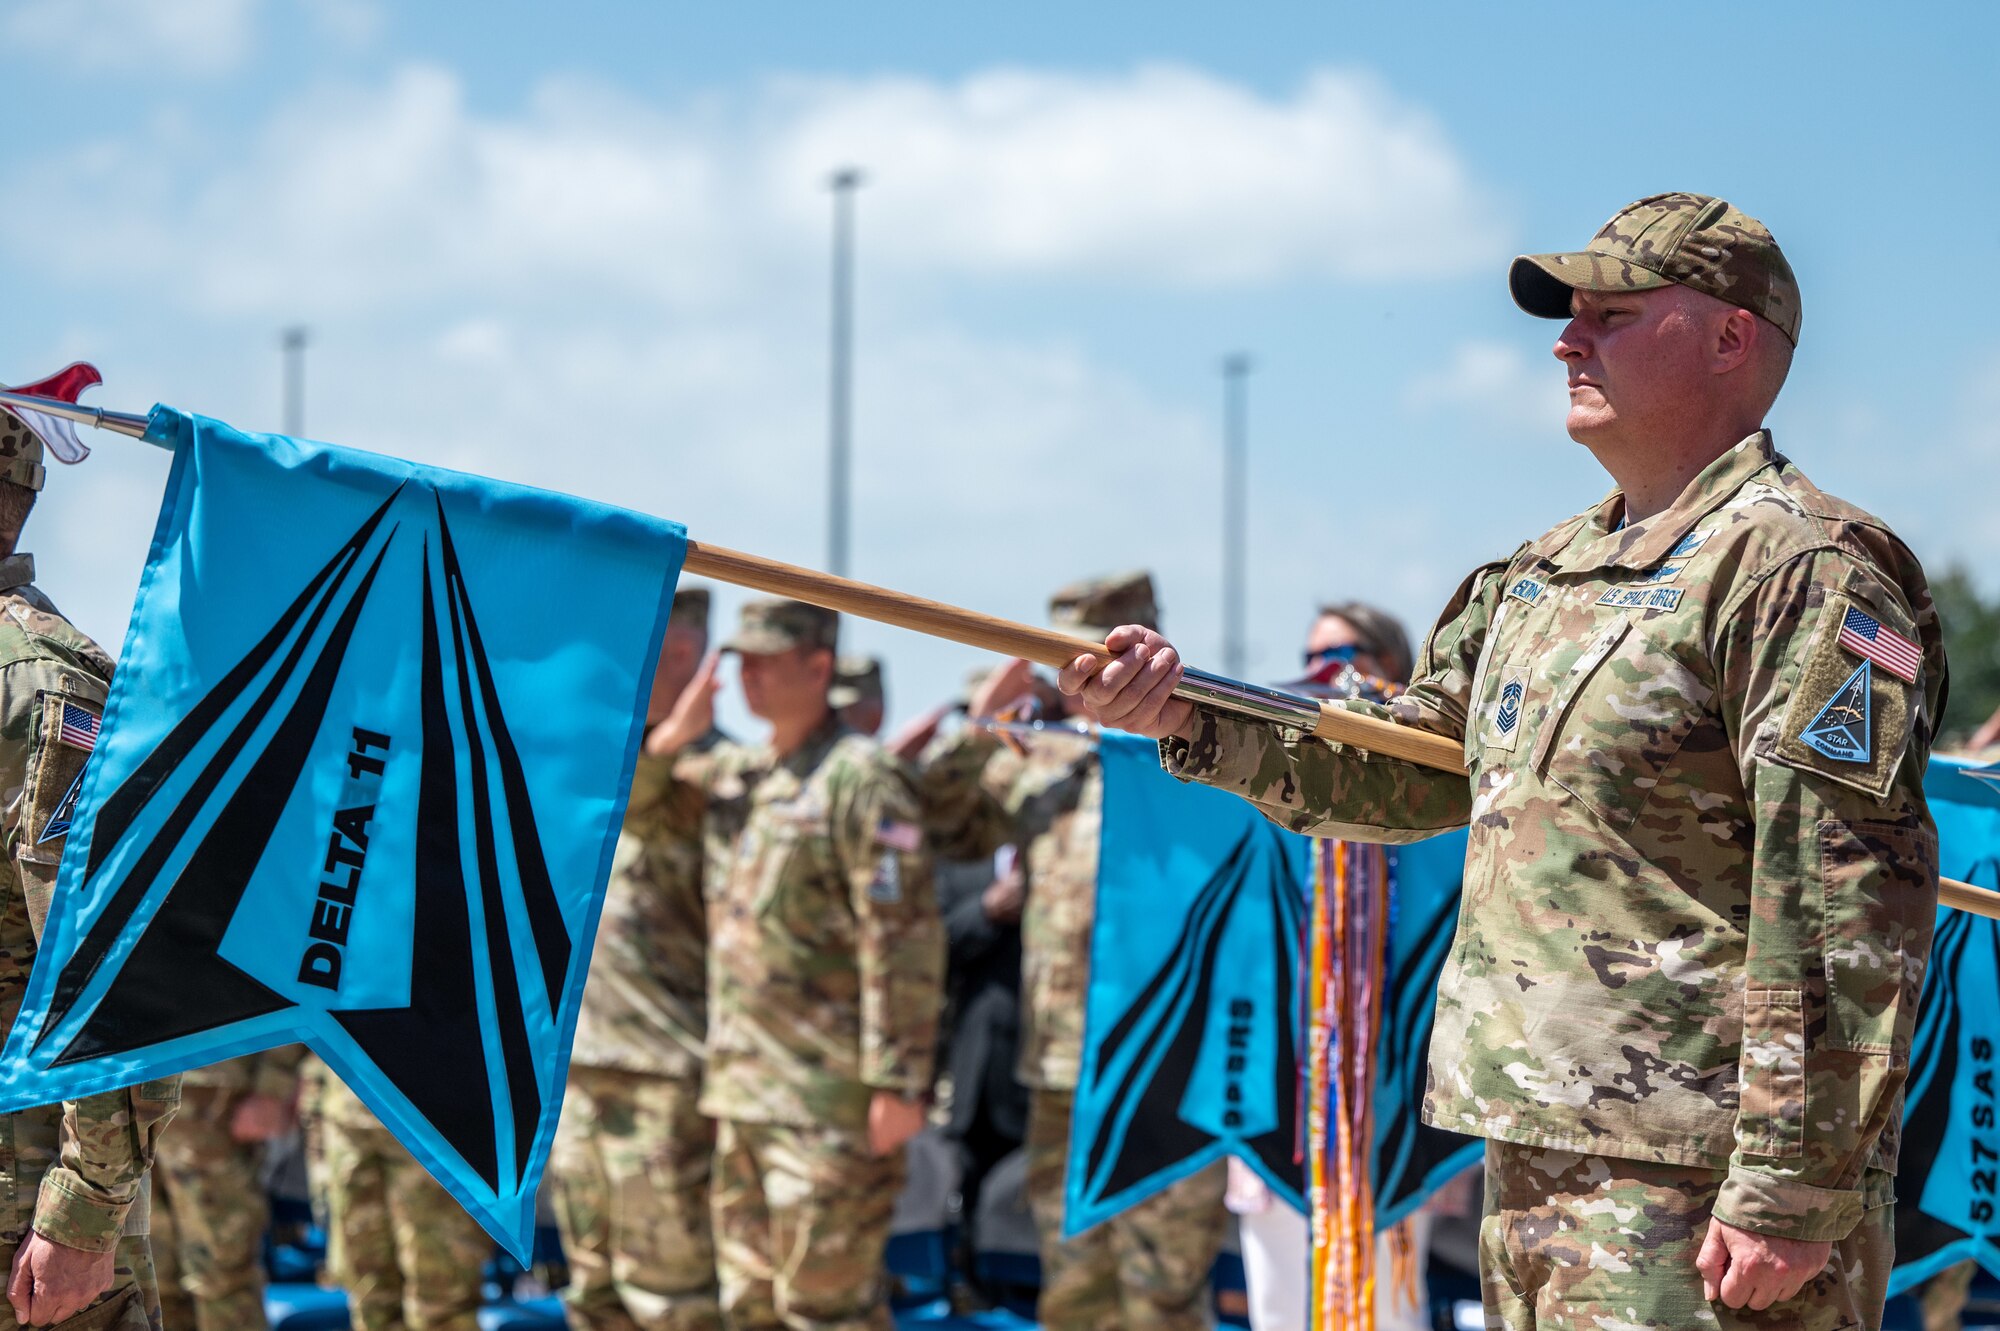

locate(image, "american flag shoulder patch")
(57, 700), (100, 752)
(1837, 607), (1921, 684)
(875, 818), (922, 853)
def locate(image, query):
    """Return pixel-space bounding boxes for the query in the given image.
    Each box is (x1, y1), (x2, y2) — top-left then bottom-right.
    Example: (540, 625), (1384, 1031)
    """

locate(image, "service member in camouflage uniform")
(1060, 195), (1943, 1330)
(829, 657), (886, 738)
(299, 1056), (491, 1331)
(151, 1047), (304, 1330)
(0, 400), (180, 1330)
(925, 574), (1227, 1331)
(553, 586), (727, 1331)
(648, 599), (943, 1331)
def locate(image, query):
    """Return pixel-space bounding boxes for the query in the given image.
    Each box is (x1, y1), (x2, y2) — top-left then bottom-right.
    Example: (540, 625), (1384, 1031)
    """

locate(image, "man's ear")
(1715, 307), (1759, 376)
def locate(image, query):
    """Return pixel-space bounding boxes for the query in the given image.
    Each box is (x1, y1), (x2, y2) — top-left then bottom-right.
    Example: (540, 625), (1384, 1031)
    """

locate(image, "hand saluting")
(1056, 625), (1195, 740)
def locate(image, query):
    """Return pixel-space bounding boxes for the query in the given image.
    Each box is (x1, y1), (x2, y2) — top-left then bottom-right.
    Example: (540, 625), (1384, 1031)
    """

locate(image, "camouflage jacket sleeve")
(1157, 555), (1513, 841)
(1, 663), (181, 1252)
(834, 753), (946, 1097)
(918, 728), (1023, 860)
(1710, 549), (1943, 1243)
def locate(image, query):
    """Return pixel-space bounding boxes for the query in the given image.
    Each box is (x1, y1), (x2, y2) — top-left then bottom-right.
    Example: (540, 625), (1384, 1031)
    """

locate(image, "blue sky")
(5, 0), (1996, 731)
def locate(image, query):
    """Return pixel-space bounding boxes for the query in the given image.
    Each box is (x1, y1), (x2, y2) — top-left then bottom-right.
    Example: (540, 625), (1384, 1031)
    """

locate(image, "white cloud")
(1405, 339), (1570, 434)
(760, 65), (1506, 284)
(3, 0), (259, 74)
(8, 62), (1504, 317)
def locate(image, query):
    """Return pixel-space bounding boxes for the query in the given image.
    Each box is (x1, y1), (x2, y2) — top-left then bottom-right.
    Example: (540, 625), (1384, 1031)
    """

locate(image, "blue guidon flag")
(0, 408), (685, 1256)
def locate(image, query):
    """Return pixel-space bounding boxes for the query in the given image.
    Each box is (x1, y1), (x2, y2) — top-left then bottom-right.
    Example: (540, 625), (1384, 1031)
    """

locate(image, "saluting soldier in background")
(554, 586), (729, 1331)
(650, 599), (944, 1331)
(0, 401), (181, 1329)
(1065, 195), (1945, 1330)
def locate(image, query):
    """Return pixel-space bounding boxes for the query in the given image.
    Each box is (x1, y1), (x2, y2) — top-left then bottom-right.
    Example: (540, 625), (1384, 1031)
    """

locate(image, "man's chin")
(1565, 408), (1615, 443)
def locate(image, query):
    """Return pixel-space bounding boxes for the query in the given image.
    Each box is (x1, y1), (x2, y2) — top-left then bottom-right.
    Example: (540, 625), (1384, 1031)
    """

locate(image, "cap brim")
(1509, 251), (1674, 320)
(721, 630), (799, 655)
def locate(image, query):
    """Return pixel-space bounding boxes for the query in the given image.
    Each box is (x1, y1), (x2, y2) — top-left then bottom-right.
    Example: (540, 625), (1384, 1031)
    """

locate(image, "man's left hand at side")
(1697, 1216), (1832, 1311)
(8, 1233), (116, 1326)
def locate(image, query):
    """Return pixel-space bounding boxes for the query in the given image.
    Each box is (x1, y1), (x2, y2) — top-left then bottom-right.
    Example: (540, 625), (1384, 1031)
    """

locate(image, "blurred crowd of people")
(145, 572), (1473, 1331)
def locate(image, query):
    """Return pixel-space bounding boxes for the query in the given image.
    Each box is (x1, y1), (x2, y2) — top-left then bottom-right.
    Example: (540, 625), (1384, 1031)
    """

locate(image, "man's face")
(1553, 286), (1714, 449)
(1306, 613), (1386, 682)
(738, 645), (833, 726)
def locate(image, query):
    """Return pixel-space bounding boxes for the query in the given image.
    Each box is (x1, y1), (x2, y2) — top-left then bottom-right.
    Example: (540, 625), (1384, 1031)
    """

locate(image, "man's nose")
(1553, 319), (1588, 362)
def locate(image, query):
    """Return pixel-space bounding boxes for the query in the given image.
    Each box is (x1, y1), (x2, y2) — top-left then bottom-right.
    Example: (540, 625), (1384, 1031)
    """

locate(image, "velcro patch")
(1596, 585), (1685, 612)
(1504, 576), (1545, 606)
(1773, 593), (1912, 799)
(1480, 665), (1530, 754)
(868, 851), (902, 904)
(27, 693), (97, 850)
(1668, 529), (1713, 558)
(875, 818), (922, 853)
(1798, 661), (1872, 763)
(1632, 563), (1686, 586)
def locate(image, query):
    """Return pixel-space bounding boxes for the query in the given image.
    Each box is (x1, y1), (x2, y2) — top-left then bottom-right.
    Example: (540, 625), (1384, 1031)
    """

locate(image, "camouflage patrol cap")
(0, 407), (46, 491)
(827, 655), (884, 709)
(722, 597), (838, 655)
(1050, 571), (1159, 642)
(1510, 193), (1801, 345)
(668, 585), (711, 633)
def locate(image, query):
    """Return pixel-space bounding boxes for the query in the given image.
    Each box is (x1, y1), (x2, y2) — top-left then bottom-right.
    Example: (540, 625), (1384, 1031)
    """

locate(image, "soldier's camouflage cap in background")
(0, 405), (46, 491)
(1050, 570), (1159, 642)
(827, 655), (884, 710)
(722, 597), (839, 655)
(1510, 192), (1802, 345)
(668, 585), (711, 633)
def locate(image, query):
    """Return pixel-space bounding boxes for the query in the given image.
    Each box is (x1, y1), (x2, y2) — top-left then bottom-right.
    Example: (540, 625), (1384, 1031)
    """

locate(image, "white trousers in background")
(1231, 1164), (1432, 1331)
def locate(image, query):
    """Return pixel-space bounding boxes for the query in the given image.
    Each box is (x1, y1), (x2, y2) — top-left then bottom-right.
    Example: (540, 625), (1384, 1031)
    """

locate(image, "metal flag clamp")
(0, 390), (150, 439)
(8, 386), (1997, 922)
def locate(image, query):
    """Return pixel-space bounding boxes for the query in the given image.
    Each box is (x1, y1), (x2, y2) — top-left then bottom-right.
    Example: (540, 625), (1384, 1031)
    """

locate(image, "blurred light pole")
(826, 168), (864, 578)
(1222, 353), (1253, 678)
(280, 326), (310, 437)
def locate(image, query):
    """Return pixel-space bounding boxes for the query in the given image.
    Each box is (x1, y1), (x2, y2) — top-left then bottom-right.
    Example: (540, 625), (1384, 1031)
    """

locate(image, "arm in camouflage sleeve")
(1, 669), (180, 1252)
(1712, 549), (1942, 1243)
(837, 754), (947, 1097)
(918, 728), (1022, 860)
(1156, 555), (1513, 842)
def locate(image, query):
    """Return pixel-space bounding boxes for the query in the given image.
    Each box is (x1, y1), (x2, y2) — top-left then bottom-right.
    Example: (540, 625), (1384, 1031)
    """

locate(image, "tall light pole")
(826, 168), (864, 578)
(1222, 354), (1253, 678)
(280, 326), (310, 437)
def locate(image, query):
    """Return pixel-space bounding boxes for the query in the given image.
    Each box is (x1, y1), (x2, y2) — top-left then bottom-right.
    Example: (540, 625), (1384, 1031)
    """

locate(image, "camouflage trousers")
(151, 1086), (270, 1331)
(551, 1065), (720, 1331)
(310, 1116), (491, 1331)
(1025, 1088), (1227, 1331)
(0, 1236), (160, 1331)
(1479, 1141), (1894, 1331)
(710, 1117), (901, 1331)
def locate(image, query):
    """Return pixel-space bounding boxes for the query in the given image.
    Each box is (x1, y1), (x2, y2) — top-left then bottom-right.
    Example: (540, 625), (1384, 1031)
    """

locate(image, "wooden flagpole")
(681, 539), (2000, 922)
